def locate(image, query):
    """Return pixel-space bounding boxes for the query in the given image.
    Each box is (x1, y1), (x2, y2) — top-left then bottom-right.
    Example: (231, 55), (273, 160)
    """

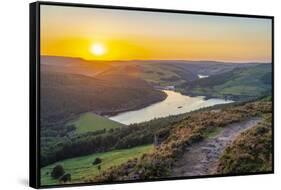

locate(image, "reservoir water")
(198, 74), (209, 79)
(109, 90), (233, 125)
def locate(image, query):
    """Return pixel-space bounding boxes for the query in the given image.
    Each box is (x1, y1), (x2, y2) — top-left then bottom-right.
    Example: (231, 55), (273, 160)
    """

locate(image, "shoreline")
(178, 90), (242, 102)
(100, 90), (168, 117)
(45, 88), (168, 128)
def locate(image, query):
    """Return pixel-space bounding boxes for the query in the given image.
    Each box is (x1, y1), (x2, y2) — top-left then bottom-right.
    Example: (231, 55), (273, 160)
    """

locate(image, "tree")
(51, 165), (65, 179)
(92, 157), (102, 165)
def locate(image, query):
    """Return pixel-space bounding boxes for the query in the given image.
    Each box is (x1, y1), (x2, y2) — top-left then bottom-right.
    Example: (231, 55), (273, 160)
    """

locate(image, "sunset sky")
(40, 5), (272, 62)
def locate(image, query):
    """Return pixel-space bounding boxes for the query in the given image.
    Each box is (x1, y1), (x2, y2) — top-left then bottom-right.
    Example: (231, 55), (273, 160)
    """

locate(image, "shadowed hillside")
(41, 71), (167, 125)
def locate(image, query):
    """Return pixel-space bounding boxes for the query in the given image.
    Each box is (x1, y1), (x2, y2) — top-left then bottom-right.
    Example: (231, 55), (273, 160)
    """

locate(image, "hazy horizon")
(41, 54), (271, 64)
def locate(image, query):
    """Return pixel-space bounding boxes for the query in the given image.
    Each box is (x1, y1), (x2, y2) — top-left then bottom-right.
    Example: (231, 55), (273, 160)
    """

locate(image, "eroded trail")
(171, 118), (261, 177)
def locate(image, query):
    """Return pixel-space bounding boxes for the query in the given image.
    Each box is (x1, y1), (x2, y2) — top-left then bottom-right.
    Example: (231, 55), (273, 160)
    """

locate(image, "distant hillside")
(178, 64), (272, 101)
(41, 56), (113, 77)
(41, 71), (167, 127)
(137, 62), (198, 86)
(42, 56), (264, 88)
(136, 60), (262, 76)
(96, 60), (259, 88)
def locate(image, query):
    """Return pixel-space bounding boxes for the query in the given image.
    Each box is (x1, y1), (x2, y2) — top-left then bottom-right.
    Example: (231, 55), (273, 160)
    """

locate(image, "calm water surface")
(109, 90), (233, 125)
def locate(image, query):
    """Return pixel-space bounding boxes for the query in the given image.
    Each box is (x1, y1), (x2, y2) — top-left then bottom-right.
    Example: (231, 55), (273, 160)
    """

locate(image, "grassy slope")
(71, 113), (124, 134)
(181, 64), (272, 100)
(138, 63), (197, 86)
(41, 145), (153, 186)
(215, 64), (271, 96)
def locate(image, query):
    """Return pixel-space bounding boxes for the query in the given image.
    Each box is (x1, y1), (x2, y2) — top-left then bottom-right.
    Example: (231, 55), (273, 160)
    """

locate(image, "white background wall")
(0, 0), (279, 189)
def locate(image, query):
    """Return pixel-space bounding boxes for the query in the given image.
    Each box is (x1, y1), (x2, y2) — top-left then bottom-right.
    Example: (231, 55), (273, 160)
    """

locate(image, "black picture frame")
(30, 1), (274, 189)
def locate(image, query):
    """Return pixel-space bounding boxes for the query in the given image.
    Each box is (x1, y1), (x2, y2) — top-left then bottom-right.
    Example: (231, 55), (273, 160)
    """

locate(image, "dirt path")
(171, 118), (261, 177)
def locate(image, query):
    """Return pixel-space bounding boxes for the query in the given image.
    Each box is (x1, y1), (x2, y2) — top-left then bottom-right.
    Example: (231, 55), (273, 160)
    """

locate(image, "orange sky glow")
(40, 5), (272, 62)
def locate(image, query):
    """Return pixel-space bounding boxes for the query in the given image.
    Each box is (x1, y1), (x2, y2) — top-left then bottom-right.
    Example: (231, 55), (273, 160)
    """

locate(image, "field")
(70, 113), (124, 134)
(41, 145), (153, 185)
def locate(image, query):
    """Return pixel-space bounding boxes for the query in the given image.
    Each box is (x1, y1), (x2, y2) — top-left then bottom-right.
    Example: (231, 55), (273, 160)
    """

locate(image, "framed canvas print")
(29, 1), (274, 188)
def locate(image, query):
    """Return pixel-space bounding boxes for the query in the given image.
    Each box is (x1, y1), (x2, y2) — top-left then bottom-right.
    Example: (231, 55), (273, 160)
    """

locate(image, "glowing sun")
(90, 43), (106, 56)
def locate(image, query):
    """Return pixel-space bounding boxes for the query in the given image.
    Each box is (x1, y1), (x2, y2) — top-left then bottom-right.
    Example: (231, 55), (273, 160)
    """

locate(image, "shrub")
(92, 157), (102, 165)
(51, 165), (65, 179)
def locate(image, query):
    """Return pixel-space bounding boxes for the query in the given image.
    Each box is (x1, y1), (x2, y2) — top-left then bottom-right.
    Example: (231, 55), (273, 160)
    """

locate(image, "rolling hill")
(41, 56), (120, 77)
(42, 56), (264, 89)
(41, 70), (167, 127)
(133, 60), (261, 86)
(178, 64), (272, 100)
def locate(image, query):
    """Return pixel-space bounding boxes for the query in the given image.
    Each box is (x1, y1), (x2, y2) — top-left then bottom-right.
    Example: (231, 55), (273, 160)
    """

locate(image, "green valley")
(39, 56), (272, 186)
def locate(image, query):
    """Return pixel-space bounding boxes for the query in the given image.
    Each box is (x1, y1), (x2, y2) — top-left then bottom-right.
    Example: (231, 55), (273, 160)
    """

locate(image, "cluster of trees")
(41, 117), (178, 167)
